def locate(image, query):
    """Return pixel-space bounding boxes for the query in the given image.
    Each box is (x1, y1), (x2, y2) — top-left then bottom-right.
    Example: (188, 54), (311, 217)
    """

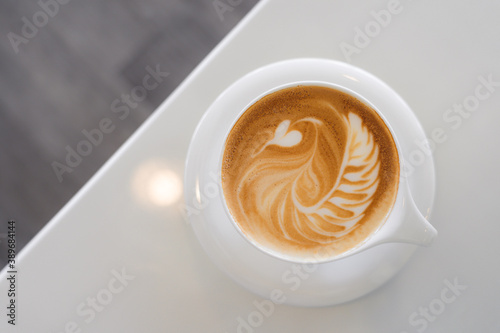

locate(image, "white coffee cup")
(217, 81), (437, 264)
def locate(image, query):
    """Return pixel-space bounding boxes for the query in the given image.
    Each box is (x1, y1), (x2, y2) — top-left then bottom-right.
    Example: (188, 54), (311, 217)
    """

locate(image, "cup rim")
(218, 81), (404, 264)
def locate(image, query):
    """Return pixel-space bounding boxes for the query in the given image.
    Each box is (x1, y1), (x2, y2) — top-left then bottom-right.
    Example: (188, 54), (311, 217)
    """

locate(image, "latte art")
(222, 86), (399, 259)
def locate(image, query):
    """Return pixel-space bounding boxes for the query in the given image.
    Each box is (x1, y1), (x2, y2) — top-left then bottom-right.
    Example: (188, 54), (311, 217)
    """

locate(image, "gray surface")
(0, 0), (259, 267)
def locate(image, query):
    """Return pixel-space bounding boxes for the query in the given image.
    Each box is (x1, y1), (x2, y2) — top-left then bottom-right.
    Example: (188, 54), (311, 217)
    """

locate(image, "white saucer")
(184, 58), (435, 307)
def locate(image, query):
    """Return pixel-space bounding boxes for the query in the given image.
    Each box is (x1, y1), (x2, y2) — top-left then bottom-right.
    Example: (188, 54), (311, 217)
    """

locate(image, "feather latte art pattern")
(244, 114), (380, 243)
(222, 86), (399, 259)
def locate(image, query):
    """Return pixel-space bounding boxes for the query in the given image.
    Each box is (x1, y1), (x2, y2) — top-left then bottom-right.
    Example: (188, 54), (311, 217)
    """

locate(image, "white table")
(2, 0), (499, 331)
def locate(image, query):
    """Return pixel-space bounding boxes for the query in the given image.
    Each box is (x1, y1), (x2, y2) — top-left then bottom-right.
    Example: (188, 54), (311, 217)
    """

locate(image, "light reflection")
(132, 161), (182, 207)
(195, 177), (201, 204)
(343, 74), (359, 82)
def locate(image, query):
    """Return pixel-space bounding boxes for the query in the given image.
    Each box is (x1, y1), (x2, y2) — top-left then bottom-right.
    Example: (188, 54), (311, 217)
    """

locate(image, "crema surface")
(222, 86), (399, 260)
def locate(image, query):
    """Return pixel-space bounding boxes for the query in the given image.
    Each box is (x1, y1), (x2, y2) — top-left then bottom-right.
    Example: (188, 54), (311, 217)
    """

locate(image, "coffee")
(221, 85), (399, 260)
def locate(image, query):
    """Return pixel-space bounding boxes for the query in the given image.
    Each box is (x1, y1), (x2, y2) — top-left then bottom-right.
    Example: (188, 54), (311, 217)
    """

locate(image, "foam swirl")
(222, 86), (399, 258)
(238, 113), (379, 245)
